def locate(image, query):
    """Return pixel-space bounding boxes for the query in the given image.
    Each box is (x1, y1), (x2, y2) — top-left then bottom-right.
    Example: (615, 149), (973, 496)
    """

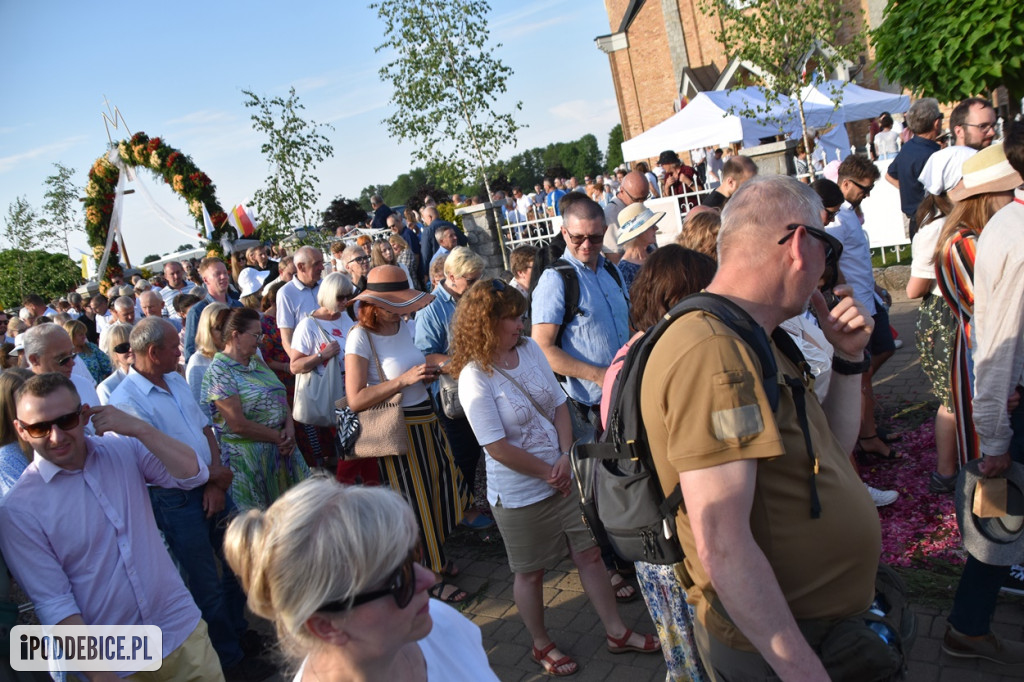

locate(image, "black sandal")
(857, 434), (903, 461)
(428, 581), (468, 604)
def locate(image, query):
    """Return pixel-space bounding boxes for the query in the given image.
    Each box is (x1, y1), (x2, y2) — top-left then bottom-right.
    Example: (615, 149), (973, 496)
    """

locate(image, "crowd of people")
(1, 97), (1023, 681)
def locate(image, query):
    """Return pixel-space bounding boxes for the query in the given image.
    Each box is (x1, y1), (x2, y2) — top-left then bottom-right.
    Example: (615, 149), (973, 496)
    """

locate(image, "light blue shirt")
(430, 246), (451, 268)
(110, 368), (214, 466)
(0, 441), (29, 498)
(531, 251), (630, 405)
(415, 283), (457, 356)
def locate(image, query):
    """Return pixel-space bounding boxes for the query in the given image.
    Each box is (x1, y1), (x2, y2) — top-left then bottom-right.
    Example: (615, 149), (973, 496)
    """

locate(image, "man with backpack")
(532, 196), (630, 421)
(640, 176), (883, 679)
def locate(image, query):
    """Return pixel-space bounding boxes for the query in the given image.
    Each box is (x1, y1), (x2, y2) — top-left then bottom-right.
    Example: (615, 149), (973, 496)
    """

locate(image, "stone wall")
(455, 202), (509, 277)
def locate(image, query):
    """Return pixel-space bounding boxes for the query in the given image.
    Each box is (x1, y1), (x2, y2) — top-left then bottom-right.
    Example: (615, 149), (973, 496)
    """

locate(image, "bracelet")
(832, 352), (870, 375)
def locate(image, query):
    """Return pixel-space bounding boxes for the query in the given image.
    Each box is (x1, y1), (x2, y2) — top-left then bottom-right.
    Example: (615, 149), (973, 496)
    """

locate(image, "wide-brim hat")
(955, 459), (1024, 566)
(949, 143), (1023, 202)
(658, 150), (682, 166)
(8, 335), (23, 355)
(238, 268), (270, 298)
(616, 202), (666, 245)
(353, 265), (434, 315)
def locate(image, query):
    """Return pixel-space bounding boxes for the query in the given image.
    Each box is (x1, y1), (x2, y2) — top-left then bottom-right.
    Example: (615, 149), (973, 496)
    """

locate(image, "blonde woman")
(97, 323), (133, 404)
(224, 478), (497, 681)
(186, 302), (228, 417)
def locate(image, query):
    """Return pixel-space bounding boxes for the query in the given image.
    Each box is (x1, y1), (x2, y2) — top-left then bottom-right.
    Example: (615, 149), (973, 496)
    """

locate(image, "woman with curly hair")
(452, 279), (660, 677)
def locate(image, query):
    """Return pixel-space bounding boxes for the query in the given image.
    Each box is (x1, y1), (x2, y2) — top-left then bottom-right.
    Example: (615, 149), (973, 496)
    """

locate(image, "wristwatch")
(832, 352), (870, 375)
(316, 350), (323, 359)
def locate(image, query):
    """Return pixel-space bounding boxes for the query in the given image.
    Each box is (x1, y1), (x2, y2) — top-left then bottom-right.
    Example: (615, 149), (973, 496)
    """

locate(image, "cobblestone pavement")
(445, 300), (1024, 682)
(261, 300), (1023, 681)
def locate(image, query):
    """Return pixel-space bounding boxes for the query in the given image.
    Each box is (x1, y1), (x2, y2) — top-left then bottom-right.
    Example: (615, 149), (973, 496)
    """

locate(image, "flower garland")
(83, 132), (229, 289)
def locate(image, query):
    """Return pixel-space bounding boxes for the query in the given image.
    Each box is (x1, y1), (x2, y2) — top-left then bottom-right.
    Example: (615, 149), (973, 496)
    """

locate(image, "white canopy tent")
(800, 80), (910, 121)
(620, 82), (910, 163)
(620, 86), (841, 162)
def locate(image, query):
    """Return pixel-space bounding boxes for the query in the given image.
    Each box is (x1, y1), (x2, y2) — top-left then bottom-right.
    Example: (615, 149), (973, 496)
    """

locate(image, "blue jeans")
(149, 485), (248, 667)
(948, 400), (1024, 636)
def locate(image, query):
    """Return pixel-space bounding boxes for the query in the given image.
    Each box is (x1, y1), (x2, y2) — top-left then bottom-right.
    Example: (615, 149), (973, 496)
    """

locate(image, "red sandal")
(606, 628), (661, 654)
(532, 642), (579, 676)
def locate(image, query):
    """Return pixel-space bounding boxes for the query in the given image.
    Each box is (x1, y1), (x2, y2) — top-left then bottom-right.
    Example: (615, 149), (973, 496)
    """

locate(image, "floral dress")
(203, 352), (310, 510)
(260, 313), (294, 404)
(78, 342), (113, 384)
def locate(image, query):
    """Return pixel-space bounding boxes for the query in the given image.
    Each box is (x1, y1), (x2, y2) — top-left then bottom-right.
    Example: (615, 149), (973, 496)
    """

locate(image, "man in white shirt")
(22, 323), (101, 416)
(276, 245), (324, 357)
(828, 154), (898, 466)
(159, 261), (195, 321)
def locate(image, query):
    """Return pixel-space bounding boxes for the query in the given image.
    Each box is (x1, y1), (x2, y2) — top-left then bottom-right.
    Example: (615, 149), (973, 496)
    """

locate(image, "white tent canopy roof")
(620, 86), (840, 162)
(799, 79), (910, 121)
(620, 82), (910, 163)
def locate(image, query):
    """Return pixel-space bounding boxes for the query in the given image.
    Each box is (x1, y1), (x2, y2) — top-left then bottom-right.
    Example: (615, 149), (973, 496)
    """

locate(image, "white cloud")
(165, 110), (234, 126)
(0, 136), (87, 173)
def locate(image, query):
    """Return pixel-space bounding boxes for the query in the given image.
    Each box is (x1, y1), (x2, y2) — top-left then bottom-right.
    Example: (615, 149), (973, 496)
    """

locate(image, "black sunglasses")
(318, 551), (417, 613)
(777, 224), (843, 266)
(18, 405), (84, 438)
(57, 352), (77, 367)
(564, 231), (604, 246)
(847, 178), (874, 195)
(347, 256), (370, 265)
(823, 208), (839, 224)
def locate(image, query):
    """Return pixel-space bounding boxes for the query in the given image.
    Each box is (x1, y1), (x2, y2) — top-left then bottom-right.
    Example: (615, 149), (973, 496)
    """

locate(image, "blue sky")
(0, 0), (619, 262)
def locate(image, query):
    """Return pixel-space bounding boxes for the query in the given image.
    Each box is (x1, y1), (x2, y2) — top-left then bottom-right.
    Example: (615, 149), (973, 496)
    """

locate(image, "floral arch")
(84, 131), (230, 289)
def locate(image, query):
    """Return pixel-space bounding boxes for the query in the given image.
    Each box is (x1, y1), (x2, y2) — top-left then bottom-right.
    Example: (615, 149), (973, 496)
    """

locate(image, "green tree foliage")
(322, 196), (369, 233)
(0, 249), (82, 309)
(243, 87), (335, 241)
(701, 0), (866, 170)
(41, 163), (81, 257)
(607, 124), (624, 172)
(3, 197), (49, 251)
(143, 254), (161, 264)
(872, 0), (1023, 103)
(176, 243), (194, 252)
(372, 0), (523, 230)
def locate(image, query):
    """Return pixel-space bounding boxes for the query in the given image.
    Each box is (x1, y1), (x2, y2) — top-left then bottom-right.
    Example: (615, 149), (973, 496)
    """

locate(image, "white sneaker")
(867, 484), (898, 507)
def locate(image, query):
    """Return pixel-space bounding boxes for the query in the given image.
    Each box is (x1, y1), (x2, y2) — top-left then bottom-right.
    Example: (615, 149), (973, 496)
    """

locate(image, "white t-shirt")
(345, 321), (430, 407)
(291, 601), (497, 682)
(909, 217), (945, 296)
(293, 314), (355, 380)
(459, 338), (566, 508)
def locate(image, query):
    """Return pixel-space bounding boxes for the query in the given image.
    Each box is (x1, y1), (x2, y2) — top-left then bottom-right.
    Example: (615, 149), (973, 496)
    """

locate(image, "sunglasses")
(847, 178), (874, 195)
(18, 405), (84, 438)
(777, 224), (844, 266)
(564, 231), (604, 246)
(347, 256), (371, 265)
(823, 208), (839, 224)
(57, 352), (77, 367)
(318, 551), (417, 612)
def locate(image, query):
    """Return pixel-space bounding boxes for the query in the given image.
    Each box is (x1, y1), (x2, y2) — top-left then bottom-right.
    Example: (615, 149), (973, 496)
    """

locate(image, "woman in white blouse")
(451, 279), (659, 677)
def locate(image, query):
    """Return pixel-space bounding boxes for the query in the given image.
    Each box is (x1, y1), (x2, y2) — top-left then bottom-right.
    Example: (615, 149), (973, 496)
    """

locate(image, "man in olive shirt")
(641, 176), (880, 679)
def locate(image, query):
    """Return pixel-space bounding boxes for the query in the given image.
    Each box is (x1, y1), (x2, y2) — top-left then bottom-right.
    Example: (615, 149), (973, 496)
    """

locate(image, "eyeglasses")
(847, 179), (874, 195)
(245, 331), (265, 342)
(57, 353), (77, 367)
(963, 122), (996, 133)
(347, 256), (370, 265)
(778, 224), (843, 266)
(18, 405), (84, 438)
(564, 231), (605, 246)
(619, 186), (645, 203)
(823, 208), (839, 224)
(318, 551), (417, 612)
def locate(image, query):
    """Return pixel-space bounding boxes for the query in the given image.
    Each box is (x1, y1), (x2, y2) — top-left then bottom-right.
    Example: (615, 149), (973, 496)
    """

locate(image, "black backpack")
(573, 292), (820, 565)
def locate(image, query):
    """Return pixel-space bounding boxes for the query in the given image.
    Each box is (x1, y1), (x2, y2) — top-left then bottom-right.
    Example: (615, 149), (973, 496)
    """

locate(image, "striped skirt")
(377, 401), (469, 573)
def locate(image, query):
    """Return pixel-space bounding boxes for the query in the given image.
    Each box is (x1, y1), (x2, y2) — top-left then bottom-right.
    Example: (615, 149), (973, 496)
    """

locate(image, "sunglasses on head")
(18, 405), (84, 438)
(318, 550), (417, 612)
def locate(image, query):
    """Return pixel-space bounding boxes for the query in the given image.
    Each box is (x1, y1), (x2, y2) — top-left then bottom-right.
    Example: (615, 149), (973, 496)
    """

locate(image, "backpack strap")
(551, 259), (579, 351)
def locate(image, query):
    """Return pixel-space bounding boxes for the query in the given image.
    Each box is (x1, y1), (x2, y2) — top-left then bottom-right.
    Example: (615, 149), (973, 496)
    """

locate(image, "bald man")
(602, 170), (650, 261)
